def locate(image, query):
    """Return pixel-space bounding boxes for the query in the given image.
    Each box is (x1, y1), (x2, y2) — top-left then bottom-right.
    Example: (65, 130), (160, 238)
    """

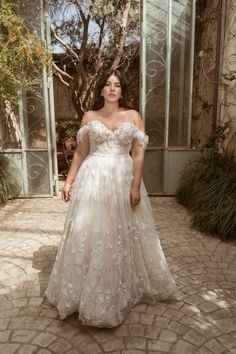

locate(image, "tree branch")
(51, 26), (79, 61)
(80, 15), (90, 59)
(112, 0), (131, 69)
(98, 16), (106, 49)
(54, 72), (70, 87)
(83, 63), (104, 107)
(52, 62), (74, 81)
(73, 0), (86, 23)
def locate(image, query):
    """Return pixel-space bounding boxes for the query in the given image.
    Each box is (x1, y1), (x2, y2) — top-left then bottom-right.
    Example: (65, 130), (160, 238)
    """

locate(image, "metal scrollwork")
(22, 89), (48, 149)
(145, 3), (168, 148)
(27, 152), (50, 194)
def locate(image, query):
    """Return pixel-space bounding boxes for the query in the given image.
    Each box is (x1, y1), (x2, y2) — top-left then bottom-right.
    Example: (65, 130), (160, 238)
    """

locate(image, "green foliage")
(201, 121), (231, 150)
(0, 155), (22, 205)
(176, 123), (236, 240)
(0, 1), (51, 107)
(59, 119), (81, 139)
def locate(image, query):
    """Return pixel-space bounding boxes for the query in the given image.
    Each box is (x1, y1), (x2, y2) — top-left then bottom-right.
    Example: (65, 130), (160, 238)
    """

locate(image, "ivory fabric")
(46, 120), (178, 327)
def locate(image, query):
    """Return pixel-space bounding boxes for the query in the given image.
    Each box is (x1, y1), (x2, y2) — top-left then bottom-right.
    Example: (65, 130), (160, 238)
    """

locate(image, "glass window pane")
(16, 0), (42, 39)
(23, 90), (48, 149)
(4, 154), (23, 195)
(145, 0), (168, 148)
(143, 150), (164, 194)
(169, 0), (193, 147)
(27, 151), (51, 195)
(0, 109), (22, 149)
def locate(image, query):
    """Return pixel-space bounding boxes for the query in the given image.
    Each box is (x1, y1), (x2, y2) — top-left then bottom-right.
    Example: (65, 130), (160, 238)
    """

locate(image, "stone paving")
(0, 196), (236, 354)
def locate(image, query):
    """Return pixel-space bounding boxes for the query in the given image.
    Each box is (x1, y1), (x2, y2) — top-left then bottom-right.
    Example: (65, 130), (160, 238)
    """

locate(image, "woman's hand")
(130, 185), (140, 207)
(61, 183), (72, 203)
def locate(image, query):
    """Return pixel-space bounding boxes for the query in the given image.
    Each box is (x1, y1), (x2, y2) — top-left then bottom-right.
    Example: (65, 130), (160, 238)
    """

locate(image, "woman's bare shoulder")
(81, 110), (99, 126)
(125, 109), (144, 130)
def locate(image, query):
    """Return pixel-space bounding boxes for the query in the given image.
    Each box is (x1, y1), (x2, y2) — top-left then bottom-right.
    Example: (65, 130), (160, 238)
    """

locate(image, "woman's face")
(102, 74), (122, 103)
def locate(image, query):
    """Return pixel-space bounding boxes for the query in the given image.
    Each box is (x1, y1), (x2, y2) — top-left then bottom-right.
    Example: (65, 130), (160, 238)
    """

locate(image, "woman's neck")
(100, 102), (120, 117)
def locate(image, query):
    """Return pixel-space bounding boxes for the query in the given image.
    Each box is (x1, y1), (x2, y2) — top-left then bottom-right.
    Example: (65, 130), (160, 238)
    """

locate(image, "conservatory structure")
(0, 0), (197, 196)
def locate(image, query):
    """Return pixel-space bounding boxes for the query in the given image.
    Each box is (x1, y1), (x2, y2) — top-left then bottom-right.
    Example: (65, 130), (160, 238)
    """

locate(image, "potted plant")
(58, 119), (80, 169)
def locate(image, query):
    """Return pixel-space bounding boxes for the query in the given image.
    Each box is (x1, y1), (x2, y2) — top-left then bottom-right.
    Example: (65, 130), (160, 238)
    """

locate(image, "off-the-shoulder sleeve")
(76, 125), (90, 144)
(133, 128), (149, 149)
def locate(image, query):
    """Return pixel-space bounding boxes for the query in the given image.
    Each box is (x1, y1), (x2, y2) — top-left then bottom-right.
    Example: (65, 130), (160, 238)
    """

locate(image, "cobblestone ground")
(0, 196), (236, 354)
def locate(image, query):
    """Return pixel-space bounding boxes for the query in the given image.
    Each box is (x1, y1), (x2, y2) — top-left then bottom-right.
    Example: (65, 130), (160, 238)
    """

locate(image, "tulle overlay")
(46, 120), (178, 327)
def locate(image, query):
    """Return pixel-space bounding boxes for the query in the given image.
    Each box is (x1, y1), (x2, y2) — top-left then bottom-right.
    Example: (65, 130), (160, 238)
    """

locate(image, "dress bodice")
(76, 120), (149, 155)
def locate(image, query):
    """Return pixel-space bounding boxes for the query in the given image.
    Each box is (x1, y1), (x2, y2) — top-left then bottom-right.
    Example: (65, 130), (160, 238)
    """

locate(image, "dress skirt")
(46, 152), (178, 328)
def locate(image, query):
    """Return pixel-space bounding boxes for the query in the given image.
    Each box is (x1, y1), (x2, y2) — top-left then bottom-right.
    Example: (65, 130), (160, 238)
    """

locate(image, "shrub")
(0, 155), (22, 205)
(175, 123), (236, 240)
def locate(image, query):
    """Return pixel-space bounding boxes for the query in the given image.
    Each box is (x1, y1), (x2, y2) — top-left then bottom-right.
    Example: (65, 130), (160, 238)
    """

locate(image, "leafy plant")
(0, 155), (22, 205)
(0, 1), (51, 108)
(176, 123), (236, 240)
(59, 119), (81, 139)
(201, 121), (231, 151)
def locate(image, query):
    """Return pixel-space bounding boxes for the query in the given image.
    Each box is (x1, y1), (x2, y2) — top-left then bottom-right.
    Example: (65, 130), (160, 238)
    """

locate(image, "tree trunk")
(112, 0), (131, 69)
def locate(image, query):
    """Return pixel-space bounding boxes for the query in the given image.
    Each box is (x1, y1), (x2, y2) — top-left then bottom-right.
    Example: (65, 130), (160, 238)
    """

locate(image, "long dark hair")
(90, 69), (130, 110)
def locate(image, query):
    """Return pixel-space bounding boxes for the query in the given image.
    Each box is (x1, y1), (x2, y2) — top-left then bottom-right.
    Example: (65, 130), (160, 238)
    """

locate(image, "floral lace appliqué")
(76, 120), (149, 151)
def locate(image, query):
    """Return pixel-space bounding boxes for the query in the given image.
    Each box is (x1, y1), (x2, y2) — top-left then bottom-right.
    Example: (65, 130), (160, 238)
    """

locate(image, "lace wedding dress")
(46, 120), (178, 327)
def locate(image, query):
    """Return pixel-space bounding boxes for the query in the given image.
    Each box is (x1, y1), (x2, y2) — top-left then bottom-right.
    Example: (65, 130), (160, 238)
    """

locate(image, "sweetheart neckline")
(88, 120), (136, 134)
(77, 119), (149, 147)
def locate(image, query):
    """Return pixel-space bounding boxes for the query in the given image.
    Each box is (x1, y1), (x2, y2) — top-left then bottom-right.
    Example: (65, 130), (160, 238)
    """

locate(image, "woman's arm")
(130, 111), (146, 207)
(62, 114), (90, 202)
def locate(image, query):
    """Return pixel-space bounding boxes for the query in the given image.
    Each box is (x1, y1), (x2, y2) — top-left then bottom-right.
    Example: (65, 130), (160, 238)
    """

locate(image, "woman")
(46, 69), (178, 328)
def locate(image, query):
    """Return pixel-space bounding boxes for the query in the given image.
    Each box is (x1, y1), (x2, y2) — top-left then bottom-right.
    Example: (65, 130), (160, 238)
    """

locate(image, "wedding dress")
(46, 120), (178, 327)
